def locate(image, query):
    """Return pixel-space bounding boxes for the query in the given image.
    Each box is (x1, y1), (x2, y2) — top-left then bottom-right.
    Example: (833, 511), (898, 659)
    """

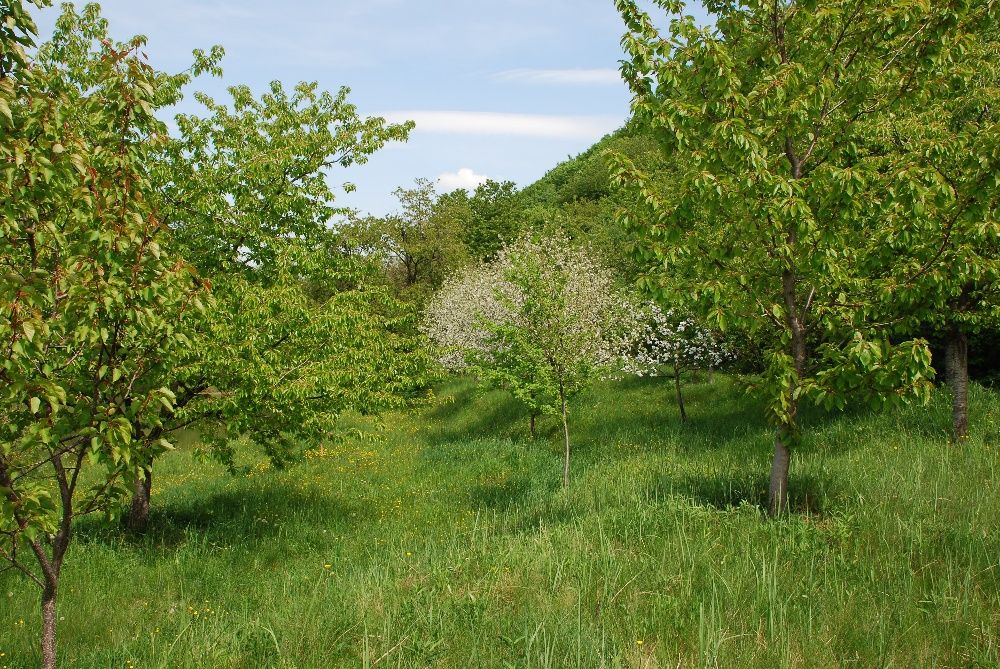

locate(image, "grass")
(1, 374), (997, 668)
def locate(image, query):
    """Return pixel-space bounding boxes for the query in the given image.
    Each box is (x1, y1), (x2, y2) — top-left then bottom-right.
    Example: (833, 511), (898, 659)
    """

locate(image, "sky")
(33, 1), (706, 217)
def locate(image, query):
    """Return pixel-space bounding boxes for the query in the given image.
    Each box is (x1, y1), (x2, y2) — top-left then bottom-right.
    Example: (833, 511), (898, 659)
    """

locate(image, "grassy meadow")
(0, 375), (997, 668)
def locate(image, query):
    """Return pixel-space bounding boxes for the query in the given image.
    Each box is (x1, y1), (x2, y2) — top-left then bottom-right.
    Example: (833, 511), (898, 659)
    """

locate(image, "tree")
(611, 0), (979, 514)
(159, 78), (411, 278)
(423, 264), (553, 437)
(866, 24), (1000, 440)
(341, 179), (471, 302)
(1, 4), (204, 665)
(126, 54), (426, 530)
(633, 304), (732, 422)
(425, 233), (639, 484)
(464, 179), (525, 261)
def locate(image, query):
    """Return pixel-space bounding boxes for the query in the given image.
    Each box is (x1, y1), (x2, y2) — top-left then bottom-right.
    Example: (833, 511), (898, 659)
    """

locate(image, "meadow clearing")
(1, 375), (996, 668)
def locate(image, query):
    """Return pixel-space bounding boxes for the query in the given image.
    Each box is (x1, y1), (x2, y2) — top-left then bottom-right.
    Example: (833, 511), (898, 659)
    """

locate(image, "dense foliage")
(611, 0), (994, 514)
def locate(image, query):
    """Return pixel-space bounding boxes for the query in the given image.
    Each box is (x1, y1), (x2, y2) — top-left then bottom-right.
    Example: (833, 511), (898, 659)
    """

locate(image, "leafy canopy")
(610, 0), (987, 427)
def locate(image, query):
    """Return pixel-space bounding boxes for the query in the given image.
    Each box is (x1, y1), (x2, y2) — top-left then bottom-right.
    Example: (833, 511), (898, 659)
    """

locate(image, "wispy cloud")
(437, 168), (489, 191)
(384, 111), (622, 140)
(492, 68), (622, 85)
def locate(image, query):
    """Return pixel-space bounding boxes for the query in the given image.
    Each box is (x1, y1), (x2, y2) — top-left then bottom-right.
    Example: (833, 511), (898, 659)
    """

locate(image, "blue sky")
(34, 1), (706, 216)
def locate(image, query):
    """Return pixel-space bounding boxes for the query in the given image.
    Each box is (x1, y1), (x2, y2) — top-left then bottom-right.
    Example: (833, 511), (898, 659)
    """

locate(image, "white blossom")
(629, 302), (732, 376)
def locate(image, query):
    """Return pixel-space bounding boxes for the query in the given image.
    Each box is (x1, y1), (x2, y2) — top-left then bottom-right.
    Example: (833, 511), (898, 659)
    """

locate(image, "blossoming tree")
(633, 304), (732, 422)
(425, 233), (640, 485)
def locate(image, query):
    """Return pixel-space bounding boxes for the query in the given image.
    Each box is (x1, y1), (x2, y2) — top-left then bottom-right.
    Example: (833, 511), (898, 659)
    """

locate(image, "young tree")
(425, 233), (639, 485)
(1, 5), (204, 665)
(611, 0), (979, 514)
(423, 263), (552, 437)
(633, 304), (732, 422)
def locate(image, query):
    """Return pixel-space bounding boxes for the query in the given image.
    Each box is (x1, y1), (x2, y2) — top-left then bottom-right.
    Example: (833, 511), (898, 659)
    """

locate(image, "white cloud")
(384, 111), (622, 140)
(437, 168), (489, 192)
(492, 68), (622, 85)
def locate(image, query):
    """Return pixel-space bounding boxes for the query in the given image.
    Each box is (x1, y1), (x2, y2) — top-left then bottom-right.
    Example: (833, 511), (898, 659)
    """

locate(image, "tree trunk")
(560, 390), (570, 489)
(769, 265), (806, 517)
(946, 325), (969, 440)
(128, 468), (153, 532)
(768, 426), (792, 515)
(673, 362), (688, 423)
(41, 580), (57, 669)
(529, 413), (537, 439)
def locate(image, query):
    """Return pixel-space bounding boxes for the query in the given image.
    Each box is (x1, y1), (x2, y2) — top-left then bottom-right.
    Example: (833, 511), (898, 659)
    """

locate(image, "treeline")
(334, 125), (666, 303)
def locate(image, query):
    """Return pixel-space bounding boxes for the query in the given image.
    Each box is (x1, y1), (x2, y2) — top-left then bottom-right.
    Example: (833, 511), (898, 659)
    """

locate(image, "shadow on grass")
(468, 476), (535, 510)
(424, 389), (534, 444)
(76, 483), (369, 550)
(572, 377), (769, 456)
(650, 470), (842, 515)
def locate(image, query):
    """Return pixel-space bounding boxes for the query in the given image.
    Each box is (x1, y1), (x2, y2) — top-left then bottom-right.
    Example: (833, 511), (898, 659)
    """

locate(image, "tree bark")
(560, 389), (570, 489)
(41, 580), (57, 669)
(529, 413), (537, 439)
(768, 426), (792, 515)
(946, 325), (969, 440)
(673, 362), (688, 423)
(128, 468), (153, 533)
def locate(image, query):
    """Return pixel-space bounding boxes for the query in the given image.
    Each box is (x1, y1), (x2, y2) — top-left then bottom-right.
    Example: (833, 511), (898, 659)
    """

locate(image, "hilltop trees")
(341, 179), (471, 301)
(611, 0), (989, 514)
(464, 179), (526, 261)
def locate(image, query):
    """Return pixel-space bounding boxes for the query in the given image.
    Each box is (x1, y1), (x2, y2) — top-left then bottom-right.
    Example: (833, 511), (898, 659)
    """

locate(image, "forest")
(1, 0), (998, 667)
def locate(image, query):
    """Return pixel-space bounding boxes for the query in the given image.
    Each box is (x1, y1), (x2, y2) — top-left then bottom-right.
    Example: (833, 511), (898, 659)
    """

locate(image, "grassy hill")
(1, 375), (997, 668)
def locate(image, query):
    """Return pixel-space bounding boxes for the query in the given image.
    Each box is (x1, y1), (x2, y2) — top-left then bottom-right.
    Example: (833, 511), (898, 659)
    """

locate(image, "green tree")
(126, 56), (427, 530)
(159, 79), (408, 278)
(465, 179), (525, 261)
(869, 24), (1000, 439)
(611, 0), (980, 514)
(1, 5), (204, 664)
(341, 179), (471, 302)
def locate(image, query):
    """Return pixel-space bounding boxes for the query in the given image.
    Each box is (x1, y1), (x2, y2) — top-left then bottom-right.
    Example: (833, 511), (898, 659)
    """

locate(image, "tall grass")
(1, 375), (997, 668)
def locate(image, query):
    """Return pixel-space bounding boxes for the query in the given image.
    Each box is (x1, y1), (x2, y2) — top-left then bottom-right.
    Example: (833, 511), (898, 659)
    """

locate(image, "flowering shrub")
(422, 265), (509, 372)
